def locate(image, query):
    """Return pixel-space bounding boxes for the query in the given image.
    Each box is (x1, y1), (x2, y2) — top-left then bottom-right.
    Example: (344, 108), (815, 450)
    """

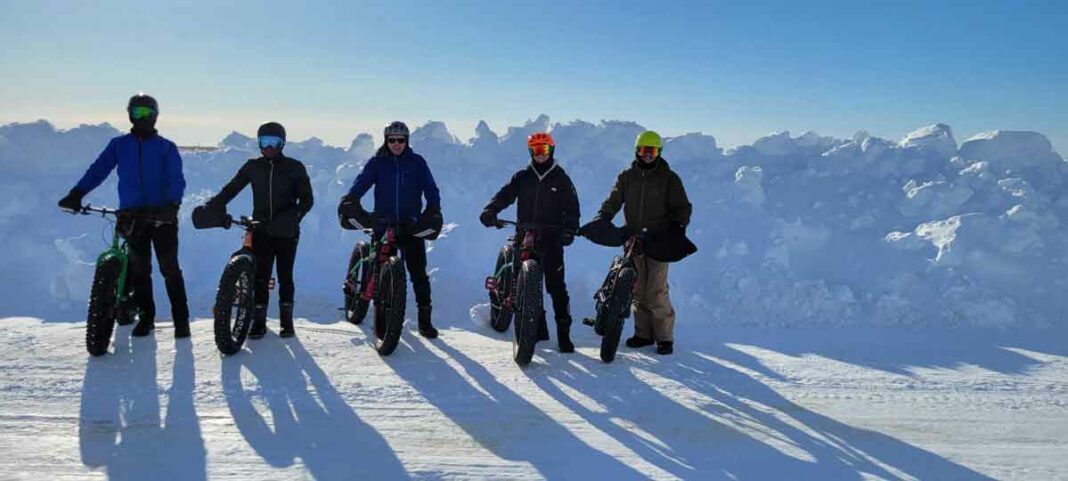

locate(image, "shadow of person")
(527, 348), (994, 480)
(387, 338), (649, 479)
(158, 339), (206, 480)
(80, 329), (206, 480)
(711, 328), (1067, 377)
(686, 348), (995, 480)
(221, 337), (407, 480)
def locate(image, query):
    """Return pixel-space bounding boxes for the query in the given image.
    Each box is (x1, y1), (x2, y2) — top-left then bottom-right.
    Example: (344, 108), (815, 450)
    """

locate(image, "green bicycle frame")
(349, 229), (399, 278)
(96, 228), (133, 308)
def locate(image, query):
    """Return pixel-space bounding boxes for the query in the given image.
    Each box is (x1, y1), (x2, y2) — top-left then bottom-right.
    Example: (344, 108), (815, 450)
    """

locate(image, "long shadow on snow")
(221, 335), (407, 480)
(78, 328), (206, 481)
(387, 338), (649, 480)
(708, 327), (1068, 377)
(527, 349), (994, 480)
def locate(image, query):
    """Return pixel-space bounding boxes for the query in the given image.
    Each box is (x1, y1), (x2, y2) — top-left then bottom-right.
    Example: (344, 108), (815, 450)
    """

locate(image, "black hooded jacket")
(208, 155), (314, 238)
(482, 158), (580, 236)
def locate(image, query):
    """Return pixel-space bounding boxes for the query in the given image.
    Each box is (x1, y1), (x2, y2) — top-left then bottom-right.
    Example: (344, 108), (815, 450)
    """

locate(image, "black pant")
(537, 236), (570, 320)
(253, 235), (298, 306)
(127, 222), (189, 322)
(395, 234), (432, 308)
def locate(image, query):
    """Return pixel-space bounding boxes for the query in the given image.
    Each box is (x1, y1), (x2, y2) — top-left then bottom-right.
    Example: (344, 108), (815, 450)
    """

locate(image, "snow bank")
(1, 119), (1065, 328)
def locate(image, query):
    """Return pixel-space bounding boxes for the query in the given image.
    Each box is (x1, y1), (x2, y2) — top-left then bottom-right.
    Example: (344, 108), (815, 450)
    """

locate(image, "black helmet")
(257, 121), (287, 140)
(127, 93), (158, 124)
(384, 121), (409, 139)
(127, 93), (158, 112)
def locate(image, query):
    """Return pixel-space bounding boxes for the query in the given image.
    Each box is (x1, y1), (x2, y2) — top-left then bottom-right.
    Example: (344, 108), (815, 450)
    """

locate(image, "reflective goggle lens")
(258, 135), (285, 149)
(637, 146), (659, 157)
(529, 144), (552, 156)
(129, 106), (156, 120)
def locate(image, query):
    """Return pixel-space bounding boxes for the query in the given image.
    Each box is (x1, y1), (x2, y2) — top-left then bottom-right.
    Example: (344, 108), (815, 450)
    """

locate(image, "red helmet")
(527, 132), (555, 157)
(527, 132), (555, 148)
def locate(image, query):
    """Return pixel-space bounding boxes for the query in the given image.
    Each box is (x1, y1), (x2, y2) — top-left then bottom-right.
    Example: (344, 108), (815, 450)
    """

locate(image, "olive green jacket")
(597, 157), (692, 232)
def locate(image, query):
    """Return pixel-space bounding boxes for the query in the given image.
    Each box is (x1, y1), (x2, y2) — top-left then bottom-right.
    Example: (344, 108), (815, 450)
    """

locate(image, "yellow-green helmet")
(635, 130), (663, 149)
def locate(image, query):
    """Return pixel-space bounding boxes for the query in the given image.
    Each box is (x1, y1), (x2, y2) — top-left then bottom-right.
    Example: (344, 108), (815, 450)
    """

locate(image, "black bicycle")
(64, 205), (161, 356)
(343, 225), (407, 356)
(192, 208), (261, 355)
(584, 235), (641, 363)
(485, 220), (550, 366)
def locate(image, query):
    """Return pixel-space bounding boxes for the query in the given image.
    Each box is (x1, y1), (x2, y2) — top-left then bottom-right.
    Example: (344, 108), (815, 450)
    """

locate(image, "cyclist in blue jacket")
(58, 94), (190, 339)
(338, 121), (442, 338)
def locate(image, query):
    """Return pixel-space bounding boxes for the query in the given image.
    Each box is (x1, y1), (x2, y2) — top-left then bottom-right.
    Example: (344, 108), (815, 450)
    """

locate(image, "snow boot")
(556, 317), (574, 353)
(417, 305), (438, 339)
(131, 317), (155, 337)
(625, 335), (654, 348)
(173, 317), (190, 339)
(656, 341), (674, 355)
(248, 304), (268, 339)
(279, 302), (295, 338)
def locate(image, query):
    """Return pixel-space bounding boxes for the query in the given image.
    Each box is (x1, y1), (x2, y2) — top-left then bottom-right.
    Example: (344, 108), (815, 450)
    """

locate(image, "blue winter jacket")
(347, 147), (441, 223)
(74, 133), (186, 209)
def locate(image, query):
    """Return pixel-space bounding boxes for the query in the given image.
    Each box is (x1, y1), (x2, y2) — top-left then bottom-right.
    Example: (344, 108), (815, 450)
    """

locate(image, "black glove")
(413, 206), (443, 240)
(479, 210), (497, 228)
(561, 229), (575, 246)
(58, 189), (85, 212)
(338, 196), (373, 230)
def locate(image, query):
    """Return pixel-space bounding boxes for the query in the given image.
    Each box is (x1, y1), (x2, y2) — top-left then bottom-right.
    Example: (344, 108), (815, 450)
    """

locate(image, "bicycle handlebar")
(66, 204), (177, 226)
(494, 219), (564, 231)
(228, 215), (260, 230)
(79, 205), (120, 216)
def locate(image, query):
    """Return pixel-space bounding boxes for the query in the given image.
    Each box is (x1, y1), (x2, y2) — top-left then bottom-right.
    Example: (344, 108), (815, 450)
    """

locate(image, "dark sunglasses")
(387, 137), (407, 145)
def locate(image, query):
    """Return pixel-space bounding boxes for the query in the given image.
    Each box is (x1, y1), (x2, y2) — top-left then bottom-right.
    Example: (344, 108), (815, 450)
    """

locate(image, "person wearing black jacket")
(205, 122), (314, 338)
(480, 132), (580, 352)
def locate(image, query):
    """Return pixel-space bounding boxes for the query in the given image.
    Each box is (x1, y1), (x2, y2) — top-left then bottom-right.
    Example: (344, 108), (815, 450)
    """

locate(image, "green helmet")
(635, 130), (663, 149)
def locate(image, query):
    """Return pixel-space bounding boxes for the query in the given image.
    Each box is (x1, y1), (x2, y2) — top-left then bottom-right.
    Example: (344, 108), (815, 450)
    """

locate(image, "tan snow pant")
(631, 255), (675, 342)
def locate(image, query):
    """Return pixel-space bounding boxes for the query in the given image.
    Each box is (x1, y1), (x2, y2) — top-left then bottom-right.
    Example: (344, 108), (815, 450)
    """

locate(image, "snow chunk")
(411, 121), (460, 146)
(346, 133), (375, 161)
(899, 180), (974, 219)
(219, 131), (256, 151)
(752, 131), (796, 156)
(898, 123), (957, 158)
(734, 166), (765, 206)
(959, 130), (1063, 171)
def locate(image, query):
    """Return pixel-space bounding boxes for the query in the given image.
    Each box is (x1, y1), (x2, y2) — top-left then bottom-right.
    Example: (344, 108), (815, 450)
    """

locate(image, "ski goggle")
(529, 144), (552, 157)
(386, 137), (407, 145)
(636, 146), (660, 158)
(129, 106), (156, 120)
(258, 135), (285, 149)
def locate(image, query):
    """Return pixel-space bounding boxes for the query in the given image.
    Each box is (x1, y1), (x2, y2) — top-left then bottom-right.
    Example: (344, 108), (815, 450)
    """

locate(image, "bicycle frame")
(78, 205), (136, 316)
(485, 223), (542, 311)
(96, 230), (132, 309)
(349, 227), (400, 303)
(227, 216), (262, 279)
(594, 235), (642, 306)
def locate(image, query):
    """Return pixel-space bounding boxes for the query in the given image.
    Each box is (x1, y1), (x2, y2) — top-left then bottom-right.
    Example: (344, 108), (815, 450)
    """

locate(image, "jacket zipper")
(137, 138), (146, 207)
(638, 170), (648, 230)
(394, 157), (400, 222)
(533, 175), (542, 221)
(268, 158), (275, 220)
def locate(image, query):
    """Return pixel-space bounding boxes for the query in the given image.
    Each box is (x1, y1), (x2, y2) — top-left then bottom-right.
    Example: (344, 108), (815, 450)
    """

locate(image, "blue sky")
(1, 0), (1066, 151)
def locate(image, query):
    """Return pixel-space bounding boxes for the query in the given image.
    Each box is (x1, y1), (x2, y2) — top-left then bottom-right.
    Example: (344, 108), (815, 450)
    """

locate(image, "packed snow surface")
(0, 317), (1065, 480)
